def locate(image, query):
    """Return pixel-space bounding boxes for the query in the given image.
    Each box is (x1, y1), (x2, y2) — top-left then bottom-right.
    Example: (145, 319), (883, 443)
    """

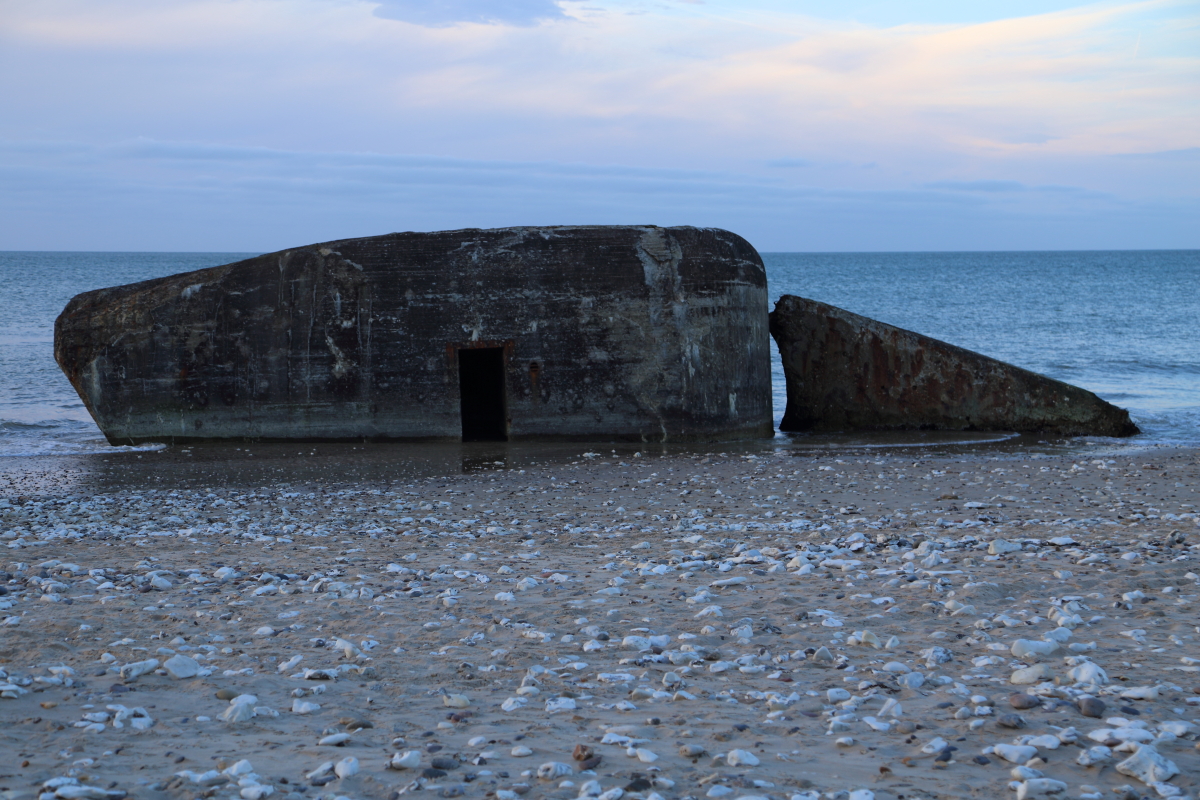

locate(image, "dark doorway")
(458, 347), (507, 441)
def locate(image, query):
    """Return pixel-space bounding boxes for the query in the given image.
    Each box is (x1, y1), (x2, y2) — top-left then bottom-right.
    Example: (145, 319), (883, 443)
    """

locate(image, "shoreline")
(0, 431), (1193, 499)
(0, 443), (1197, 800)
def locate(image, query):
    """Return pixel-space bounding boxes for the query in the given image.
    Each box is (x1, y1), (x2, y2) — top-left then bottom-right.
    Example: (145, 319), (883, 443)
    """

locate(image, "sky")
(0, 0), (1197, 252)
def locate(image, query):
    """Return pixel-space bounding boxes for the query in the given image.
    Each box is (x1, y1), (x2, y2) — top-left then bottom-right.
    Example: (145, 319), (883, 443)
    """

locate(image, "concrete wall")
(56, 226), (774, 444)
(770, 294), (1138, 437)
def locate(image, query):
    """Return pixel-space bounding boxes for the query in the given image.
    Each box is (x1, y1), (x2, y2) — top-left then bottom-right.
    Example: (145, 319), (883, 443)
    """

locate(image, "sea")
(1, 249), (1197, 458)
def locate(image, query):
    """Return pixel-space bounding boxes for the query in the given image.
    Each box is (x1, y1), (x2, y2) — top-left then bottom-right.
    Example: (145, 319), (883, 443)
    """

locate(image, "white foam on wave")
(0, 437), (168, 458)
(0, 418), (168, 458)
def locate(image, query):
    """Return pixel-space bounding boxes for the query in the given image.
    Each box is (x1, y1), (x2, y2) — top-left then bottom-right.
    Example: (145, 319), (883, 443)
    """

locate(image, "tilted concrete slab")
(769, 294), (1138, 437)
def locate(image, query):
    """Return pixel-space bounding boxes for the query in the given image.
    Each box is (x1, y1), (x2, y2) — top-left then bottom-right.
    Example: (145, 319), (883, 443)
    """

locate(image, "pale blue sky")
(0, 0), (1196, 251)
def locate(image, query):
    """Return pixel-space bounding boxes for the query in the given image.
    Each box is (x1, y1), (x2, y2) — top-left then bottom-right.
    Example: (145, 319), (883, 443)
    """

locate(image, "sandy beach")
(1, 442), (1198, 800)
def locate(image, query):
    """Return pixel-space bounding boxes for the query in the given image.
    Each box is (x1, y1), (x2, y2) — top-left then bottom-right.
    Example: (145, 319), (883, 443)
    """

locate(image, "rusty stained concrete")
(769, 294), (1139, 437)
(55, 226), (774, 444)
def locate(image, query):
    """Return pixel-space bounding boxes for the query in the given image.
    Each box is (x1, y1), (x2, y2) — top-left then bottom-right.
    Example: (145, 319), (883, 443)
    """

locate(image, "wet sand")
(1, 441), (1198, 800)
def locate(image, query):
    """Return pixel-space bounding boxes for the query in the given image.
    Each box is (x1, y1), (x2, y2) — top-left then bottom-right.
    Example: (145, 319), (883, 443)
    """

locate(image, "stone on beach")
(388, 751), (421, 770)
(1066, 661), (1108, 685)
(994, 744), (1039, 764)
(117, 658), (158, 682)
(1114, 745), (1179, 785)
(1016, 778), (1068, 799)
(725, 749), (759, 767)
(163, 654), (200, 679)
(1011, 639), (1061, 660)
(989, 538), (1023, 555)
(1009, 693), (1041, 710)
(291, 699), (320, 714)
(1010, 664), (1054, 685)
(219, 694), (258, 723)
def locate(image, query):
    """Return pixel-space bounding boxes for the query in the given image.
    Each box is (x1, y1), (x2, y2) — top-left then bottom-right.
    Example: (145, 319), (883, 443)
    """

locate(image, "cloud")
(0, 1), (1196, 250)
(922, 180), (1114, 200)
(1113, 147), (1200, 162)
(1, 137), (1195, 253)
(2, 0), (1195, 165)
(925, 180), (1026, 192)
(370, 0), (567, 26)
(766, 158), (815, 168)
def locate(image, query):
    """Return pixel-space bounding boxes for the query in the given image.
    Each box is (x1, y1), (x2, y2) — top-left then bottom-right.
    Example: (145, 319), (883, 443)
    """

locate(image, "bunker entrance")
(458, 347), (507, 441)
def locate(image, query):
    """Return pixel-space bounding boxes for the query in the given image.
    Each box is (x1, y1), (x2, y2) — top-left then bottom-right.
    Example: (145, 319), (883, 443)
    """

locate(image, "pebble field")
(1, 445), (1199, 800)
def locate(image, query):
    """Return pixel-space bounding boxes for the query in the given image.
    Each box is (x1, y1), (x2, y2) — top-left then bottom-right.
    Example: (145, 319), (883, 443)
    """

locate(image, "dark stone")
(1079, 697), (1107, 718)
(1009, 692), (1040, 710)
(56, 226), (773, 444)
(422, 768), (448, 779)
(1118, 705), (1140, 715)
(429, 756), (458, 770)
(996, 714), (1026, 729)
(972, 755), (991, 765)
(769, 295), (1139, 436)
(624, 778), (654, 791)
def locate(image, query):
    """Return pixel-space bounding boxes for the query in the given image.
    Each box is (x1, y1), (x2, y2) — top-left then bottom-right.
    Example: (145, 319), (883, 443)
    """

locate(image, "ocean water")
(0, 249), (1196, 457)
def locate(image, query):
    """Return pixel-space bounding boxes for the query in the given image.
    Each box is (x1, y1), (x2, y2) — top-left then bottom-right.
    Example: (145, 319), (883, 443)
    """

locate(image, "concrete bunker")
(55, 225), (775, 444)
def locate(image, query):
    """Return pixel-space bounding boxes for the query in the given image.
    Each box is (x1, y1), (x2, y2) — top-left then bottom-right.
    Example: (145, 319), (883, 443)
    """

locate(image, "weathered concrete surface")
(56, 226), (773, 444)
(769, 295), (1139, 437)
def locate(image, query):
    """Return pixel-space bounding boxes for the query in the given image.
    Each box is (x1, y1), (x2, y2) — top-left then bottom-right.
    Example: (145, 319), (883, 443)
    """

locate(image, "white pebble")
(1015, 778), (1067, 799)
(318, 733), (352, 746)
(726, 749), (759, 767)
(163, 654), (200, 680)
(388, 751), (421, 770)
